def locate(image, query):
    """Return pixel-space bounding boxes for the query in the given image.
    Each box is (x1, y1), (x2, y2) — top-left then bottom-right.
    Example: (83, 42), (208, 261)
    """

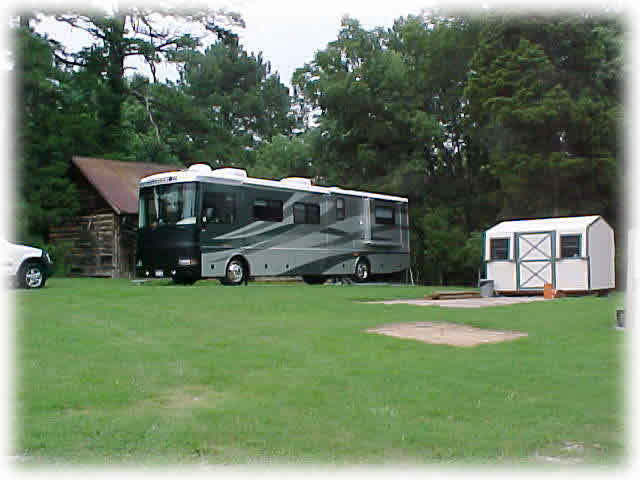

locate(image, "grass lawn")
(13, 278), (625, 466)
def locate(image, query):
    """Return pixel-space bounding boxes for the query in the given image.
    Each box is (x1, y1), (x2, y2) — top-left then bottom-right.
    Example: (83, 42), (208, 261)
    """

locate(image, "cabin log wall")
(50, 213), (138, 278)
(49, 213), (116, 277)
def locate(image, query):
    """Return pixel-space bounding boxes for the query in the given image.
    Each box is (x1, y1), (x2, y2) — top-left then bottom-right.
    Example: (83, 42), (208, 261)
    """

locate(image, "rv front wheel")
(222, 258), (246, 286)
(353, 258), (371, 283)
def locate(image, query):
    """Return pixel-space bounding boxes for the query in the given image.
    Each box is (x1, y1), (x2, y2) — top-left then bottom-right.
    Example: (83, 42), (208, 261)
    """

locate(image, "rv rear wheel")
(222, 258), (246, 286)
(353, 258), (371, 283)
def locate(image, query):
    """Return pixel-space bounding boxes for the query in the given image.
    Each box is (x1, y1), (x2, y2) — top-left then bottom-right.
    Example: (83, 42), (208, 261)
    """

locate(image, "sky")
(11, 0), (631, 89)
(26, 0), (439, 89)
(229, 0), (434, 88)
(19, 0), (631, 91)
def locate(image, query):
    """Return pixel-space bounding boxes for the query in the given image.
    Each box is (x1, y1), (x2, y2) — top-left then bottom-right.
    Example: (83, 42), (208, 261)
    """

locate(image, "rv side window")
(202, 189), (236, 224)
(375, 205), (395, 225)
(336, 198), (346, 220)
(253, 199), (283, 222)
(293, 204), (306, 224)
(490, 238), (509, 260)
(560, 235), (581, 258)
(293, 203), (320, 224)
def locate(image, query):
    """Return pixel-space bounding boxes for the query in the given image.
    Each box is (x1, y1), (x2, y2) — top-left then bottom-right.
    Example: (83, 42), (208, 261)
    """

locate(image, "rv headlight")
(178, 258), (199, 266)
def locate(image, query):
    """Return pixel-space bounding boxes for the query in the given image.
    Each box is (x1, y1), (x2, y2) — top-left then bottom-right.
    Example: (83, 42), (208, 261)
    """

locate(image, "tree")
(177, 40), (293, 166)
(465, 14), (622, 221)
(252, 133), (315, 180)
(14, 27), (90, 242)
(293, 16), (440, 190)
(34, 6), (244, 153)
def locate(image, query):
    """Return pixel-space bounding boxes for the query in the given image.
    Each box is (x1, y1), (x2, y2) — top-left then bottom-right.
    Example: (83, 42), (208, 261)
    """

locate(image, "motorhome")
(136, 164), (410, 285)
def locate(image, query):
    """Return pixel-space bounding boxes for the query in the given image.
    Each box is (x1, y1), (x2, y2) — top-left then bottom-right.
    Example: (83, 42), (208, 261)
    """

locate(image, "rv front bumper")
(136, 262), (200, 280)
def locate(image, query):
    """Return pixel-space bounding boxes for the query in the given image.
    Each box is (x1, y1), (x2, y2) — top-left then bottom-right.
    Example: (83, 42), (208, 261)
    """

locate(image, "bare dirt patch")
(366, 321), (528, 347)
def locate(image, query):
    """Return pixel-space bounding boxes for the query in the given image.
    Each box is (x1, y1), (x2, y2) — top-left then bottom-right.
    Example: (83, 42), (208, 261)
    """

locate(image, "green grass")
(13, 278), (625, 466)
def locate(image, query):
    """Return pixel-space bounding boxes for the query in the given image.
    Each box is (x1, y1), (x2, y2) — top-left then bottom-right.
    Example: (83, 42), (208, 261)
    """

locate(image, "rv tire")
(222, 257), (247, 286)
(353, 257), (371, 283)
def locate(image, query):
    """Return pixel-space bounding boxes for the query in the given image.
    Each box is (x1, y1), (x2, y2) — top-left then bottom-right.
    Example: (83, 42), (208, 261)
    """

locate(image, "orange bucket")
(543, 283), (554, 299)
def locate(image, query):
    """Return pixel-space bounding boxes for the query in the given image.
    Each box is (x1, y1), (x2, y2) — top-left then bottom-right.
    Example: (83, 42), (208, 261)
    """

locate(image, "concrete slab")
(366, 296), (548, 308)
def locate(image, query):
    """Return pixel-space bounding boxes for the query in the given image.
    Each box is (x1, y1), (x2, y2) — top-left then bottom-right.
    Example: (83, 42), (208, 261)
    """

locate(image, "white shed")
(483, 216), (615, 294)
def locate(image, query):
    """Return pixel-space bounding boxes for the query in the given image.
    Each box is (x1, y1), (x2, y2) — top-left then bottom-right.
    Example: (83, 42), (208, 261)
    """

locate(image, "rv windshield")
(139, 182), (198, 228)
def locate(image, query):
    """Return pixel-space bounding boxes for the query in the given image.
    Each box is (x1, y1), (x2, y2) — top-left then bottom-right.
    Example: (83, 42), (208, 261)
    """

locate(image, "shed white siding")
(588, 217), (615, 290)
(486, 261), (516, 291)
(484, 215), (614, 293)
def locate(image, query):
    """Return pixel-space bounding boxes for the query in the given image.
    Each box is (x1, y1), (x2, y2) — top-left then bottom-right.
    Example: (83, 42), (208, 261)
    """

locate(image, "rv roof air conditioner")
(280, 177), (312, 187)
(211, 168), (248, 179)
(187, 163), (213, 173)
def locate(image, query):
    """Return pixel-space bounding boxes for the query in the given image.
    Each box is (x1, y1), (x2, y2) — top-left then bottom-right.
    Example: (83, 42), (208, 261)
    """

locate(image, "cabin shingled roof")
(72, 156), (178, 215)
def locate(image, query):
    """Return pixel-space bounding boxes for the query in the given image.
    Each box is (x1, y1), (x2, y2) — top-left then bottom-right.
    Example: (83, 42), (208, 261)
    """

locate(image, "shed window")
(560, 235), (581, 258)
(293, 203), (320, 224)
(253, 199), (283, 222)
(490, 238), (509, 260)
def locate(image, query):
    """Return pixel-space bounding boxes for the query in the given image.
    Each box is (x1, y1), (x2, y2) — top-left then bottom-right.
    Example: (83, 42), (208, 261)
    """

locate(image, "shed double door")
(516, 231), (556, 290)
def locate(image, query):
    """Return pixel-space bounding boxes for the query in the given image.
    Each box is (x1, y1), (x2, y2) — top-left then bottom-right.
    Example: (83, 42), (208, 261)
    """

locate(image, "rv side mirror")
(202, 207), (215, 224)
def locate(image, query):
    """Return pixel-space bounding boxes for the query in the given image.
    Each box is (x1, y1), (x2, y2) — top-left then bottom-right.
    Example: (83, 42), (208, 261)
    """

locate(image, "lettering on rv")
(142, 176), (178, 186)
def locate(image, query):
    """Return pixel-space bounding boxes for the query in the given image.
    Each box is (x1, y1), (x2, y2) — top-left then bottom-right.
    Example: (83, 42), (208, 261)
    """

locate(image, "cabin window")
(253, 199), (283, 222)
(336, 198), (346, 220)
(293, 203), (320, 224)
(202, 189), (236, 224)
(560, 235), (581, 258)
(375, 205), (395, 225)
(490, 238), (509, 260)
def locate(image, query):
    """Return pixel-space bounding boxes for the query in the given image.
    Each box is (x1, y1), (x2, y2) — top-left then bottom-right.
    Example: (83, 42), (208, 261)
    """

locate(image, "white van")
(2, 240), (53, 289)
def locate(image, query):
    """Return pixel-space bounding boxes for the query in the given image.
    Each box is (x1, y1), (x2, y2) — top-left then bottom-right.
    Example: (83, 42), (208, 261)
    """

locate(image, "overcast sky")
(26, 0), (439, 89)
(230, 0), (434, 88)
(18, 0), (629, 91)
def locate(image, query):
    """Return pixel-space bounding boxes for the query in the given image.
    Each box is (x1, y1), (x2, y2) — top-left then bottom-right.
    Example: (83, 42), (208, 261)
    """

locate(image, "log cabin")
(49, 156), (176, 278)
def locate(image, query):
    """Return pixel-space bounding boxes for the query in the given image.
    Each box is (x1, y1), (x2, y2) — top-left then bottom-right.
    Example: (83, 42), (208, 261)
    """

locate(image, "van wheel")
(19, 261), (46, 289)
(352, 258), (371, 283)
(222, 258), (246, 286)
